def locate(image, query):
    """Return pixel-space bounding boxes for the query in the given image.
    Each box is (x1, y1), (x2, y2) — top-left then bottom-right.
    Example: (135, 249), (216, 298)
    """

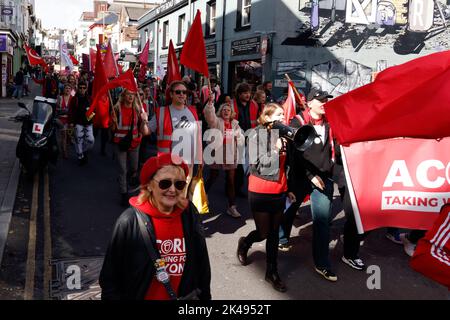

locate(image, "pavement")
(0, 93), (35, 267)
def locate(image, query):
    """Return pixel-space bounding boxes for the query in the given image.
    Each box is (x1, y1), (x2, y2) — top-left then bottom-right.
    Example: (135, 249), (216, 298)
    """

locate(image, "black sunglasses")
(154, 179), (187, 191)
(79, 86), (87, 90)
(173, 90), (187, 95)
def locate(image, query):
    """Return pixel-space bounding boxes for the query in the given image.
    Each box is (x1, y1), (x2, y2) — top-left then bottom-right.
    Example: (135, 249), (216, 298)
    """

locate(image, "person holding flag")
(111, 89), (149, 206)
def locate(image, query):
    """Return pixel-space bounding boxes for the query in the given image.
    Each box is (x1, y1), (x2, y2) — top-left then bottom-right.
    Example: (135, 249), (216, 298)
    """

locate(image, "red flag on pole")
(282, 81), (297, 124)
(89, 48), (97, 72)
(104, 41), (119, 79)
(165, 40), (182, 102)
(180, 10), (209, 77)
(90, 69), (138, 111)
(167, 40), (181, 85)
(139, 39), (150, 65)
(86, 49), (110, 127)
(325, 50), (450, 145)
(24, 44), (48, 71)
(69, 54), (79, 65)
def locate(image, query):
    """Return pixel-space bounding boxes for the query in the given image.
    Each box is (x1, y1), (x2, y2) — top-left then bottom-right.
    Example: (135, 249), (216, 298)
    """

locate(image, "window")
(242, 0), (251, 27)
(178, 14), (185, 44)
(236, 0), (251, 30)
(207, 1), (217, 36)
(163, 21), (169, 48)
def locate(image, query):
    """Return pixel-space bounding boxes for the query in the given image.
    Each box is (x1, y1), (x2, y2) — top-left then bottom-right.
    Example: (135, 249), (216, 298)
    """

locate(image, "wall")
(270, 0), (450, 97)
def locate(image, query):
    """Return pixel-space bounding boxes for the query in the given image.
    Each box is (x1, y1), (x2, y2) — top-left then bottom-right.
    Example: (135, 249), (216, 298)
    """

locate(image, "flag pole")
(284, 73), (307, 110)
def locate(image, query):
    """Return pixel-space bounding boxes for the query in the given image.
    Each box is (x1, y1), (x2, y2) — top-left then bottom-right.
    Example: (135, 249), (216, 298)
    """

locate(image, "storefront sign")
(0, 35), (7, 52)
(274, 79), (306, 88)
(231, 36), (261, 56)
(1, 6), (13, 16)
(261, 36), (268, 64)
(206, 43), (216, 59)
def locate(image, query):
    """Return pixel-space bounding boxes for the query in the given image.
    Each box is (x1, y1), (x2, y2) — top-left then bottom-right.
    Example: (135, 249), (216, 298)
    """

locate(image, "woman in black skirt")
(236, 103), (296, 292)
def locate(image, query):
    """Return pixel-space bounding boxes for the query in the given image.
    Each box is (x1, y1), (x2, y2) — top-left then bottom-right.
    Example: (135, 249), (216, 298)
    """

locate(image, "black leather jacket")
(99, 202), (211, 300)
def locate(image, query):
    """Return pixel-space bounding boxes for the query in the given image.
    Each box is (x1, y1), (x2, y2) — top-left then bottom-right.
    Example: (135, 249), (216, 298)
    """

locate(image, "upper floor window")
(178, 14), (186, 44)
(236, 0), (251, 30)
(242, 0), (251, 27)
(163, 20), (169, 48)
(207, 1), (217, 36)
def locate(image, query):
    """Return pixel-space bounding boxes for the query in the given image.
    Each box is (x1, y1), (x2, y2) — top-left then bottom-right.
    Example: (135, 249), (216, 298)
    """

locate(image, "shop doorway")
(228, 60), (262, 95)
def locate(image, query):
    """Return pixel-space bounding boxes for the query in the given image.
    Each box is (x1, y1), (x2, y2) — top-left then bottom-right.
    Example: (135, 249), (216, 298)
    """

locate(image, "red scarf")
(296, 110), (335, 162)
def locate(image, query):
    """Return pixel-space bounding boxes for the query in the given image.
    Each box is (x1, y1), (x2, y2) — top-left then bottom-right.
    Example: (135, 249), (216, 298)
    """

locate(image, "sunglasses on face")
(173, 90), (187, 95)
(79, 87), (87, 90)
(154, 179), (187, 191)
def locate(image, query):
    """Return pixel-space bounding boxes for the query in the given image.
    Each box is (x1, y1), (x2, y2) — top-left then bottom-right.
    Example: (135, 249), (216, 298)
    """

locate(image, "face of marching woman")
(149, 166), (187, 214)
(63, 85), (71, 95)
(220, 105), (232, 121)
(308, 98), (327, 118)
(124, 91), (135, 106)
(265, 107), (285, 124)
(170, 84), (188, 106)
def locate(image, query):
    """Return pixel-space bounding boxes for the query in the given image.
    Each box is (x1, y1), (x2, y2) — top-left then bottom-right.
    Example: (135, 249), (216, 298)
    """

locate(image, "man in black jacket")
(279, 88), (341, 282)
(69, 82), (94, 165)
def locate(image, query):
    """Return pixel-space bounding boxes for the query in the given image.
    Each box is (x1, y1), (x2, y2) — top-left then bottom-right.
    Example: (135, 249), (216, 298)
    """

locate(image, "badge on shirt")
(314, 137), (321, 144)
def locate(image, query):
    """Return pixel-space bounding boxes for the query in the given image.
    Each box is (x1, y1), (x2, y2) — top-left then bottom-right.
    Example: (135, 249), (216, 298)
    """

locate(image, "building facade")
(138, 0), (450, 98)
(0, 0), (37, 97)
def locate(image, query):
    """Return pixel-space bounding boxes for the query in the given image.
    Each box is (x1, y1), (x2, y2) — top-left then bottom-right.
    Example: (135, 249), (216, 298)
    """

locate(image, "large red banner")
(342, 137), (450, 233)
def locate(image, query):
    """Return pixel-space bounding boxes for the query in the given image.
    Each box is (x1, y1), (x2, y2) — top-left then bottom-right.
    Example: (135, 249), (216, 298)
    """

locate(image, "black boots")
(265, 264), (287, 292)
(237, 237), (250, 266)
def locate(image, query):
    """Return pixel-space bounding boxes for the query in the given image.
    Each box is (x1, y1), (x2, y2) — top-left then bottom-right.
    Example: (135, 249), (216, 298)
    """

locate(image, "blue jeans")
(13, 85), (23, 98)
(310, 178), (334, 269)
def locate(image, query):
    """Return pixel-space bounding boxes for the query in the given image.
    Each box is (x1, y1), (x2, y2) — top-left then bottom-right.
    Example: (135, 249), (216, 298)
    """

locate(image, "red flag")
(104, 41), (119, 79)
(24, 44), (48, 70)
(138, 64), (147, 82)
(90, 69), (138, 112)
(70, 54), (79, 65)
(139, 39), (150, 65)
(326, 50), (450, 145)
(86, 49), (110, 126)
(282, 82), (297, 124)
(180, 10), (209, 77)
(165, 40), (182, 102)
(167, 40), (181, 85)
(89, 48), (97, 72)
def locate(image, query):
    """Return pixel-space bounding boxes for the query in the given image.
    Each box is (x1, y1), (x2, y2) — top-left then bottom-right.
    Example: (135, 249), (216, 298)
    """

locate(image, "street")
(0, 88), (448, 300)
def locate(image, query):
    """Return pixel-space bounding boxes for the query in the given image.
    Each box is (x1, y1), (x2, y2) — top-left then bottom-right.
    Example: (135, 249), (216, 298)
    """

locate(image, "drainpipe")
(221, 0), (226, 92)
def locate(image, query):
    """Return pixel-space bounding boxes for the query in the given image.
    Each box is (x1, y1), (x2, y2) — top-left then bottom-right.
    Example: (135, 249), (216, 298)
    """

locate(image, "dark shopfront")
(228, 36), (263, 94)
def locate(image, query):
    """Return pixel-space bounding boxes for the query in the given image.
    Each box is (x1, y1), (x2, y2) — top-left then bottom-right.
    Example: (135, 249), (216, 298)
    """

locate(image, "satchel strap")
(133, 207), (178, 300)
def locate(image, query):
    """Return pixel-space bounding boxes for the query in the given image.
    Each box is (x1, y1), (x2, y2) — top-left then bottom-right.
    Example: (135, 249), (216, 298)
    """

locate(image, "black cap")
(307, 88), (333, 102)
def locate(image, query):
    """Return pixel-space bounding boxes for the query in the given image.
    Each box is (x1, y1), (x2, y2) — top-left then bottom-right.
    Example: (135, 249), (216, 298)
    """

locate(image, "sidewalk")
(0, 90), (36, 266)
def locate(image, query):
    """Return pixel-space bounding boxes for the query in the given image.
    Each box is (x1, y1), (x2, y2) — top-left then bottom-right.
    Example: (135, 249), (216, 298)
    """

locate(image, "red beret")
(140, 153), (189, 185)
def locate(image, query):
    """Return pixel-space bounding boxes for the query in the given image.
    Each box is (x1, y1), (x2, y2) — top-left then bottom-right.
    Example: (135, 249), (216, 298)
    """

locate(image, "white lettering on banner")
(381, 191), (450, 212)
(383, 160), (450, 188)
(383, 160), (414, 187)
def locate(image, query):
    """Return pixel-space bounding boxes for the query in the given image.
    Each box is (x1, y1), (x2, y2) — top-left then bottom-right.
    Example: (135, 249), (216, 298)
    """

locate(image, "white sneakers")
(227, 205), (241, 218)
(400, 233), (416, 257)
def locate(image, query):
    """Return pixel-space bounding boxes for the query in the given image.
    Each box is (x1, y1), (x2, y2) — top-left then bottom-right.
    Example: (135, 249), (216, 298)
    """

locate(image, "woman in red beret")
(99, 153), (211, 300)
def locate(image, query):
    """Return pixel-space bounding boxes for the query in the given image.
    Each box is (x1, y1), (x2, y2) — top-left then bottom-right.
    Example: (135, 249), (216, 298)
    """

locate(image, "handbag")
(133, 208), (201, 300)
(188, 166), (209, 214)
(117, 107), (134, 151)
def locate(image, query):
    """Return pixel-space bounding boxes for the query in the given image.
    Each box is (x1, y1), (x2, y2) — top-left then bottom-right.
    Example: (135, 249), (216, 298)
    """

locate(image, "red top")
(248, 154), (288, 194)
(113, 106), (141, 149)
(129, 196), (186, 300)
(223, 120), (233, 145)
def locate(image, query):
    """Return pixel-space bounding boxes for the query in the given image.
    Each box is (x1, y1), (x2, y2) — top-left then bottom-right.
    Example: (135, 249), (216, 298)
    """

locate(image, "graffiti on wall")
(309, 59), (389, 96)
(284, 0), (450, 54)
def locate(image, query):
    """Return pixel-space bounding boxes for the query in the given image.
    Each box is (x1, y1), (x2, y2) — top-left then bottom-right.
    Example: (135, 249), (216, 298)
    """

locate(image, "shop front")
(0, 33), (15, 98)
(228, 36), (263, 94)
